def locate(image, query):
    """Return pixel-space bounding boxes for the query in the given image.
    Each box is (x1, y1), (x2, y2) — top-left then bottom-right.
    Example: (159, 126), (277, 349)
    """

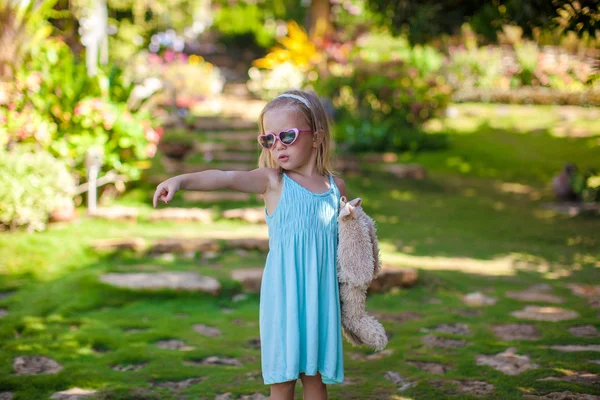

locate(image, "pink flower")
(146, 143), (157, 157)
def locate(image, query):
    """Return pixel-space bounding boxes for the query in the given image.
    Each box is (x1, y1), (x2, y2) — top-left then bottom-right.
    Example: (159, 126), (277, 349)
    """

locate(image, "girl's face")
(262, 107), (316, 170)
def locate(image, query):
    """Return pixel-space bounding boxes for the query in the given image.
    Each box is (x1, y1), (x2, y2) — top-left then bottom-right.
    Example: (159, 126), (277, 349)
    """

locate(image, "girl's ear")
(313, 129), (325, 148)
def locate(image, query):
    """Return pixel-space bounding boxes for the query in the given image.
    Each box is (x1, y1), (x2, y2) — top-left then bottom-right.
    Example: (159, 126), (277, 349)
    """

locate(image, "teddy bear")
(337, 196), (388, 351)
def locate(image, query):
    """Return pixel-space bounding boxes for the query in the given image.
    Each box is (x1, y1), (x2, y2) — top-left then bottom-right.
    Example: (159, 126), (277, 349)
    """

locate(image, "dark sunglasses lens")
(260, 134), (275, 148)
(280, 130), (297, 145)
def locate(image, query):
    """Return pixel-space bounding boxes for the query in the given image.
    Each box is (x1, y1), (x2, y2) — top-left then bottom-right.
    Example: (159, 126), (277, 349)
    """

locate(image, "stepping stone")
(91, 238), (147, 252)
(422, 334), (467, 349)
(524, 392), (600, 399)
(226, 238), (269, 251)
(88, 206), (139, 221)
(232, 293), (248, 302)
(567, 283), (600, 309)
(155, 339), (195, 351)
(212, 152), (258, 162)
(539, 372), (600, 386)
(407, 361), (451, 374)
(124, 328), (148, 334)
(204, 131), (257, 141)
(348, 349), (394, 361)
(541, 202), (600, 216)
(476, 347), (539, 375)
(222, 207), (265, 223)
(152, 377), (205, 391)
(334, 155), (362, 174)
(384, 371), (415, 391)
(183, 191), (251, 202)
(147, 238), (220, 254)
(0, 309), (7, 318)
(194, 142), (228, 152)
(430, 379), (495, 397)
(215, 394), (268, 400)
(231, 268), (264, 293)
(13, 356), (63, 375)
(193, 324), (221, 337)
(100, 272), (221, 295)
(569, 325), (599, 337)
(50, 388), (97, 400)
(493, 324), (540, 340)
(548, 345), (600, 352)
(373, 311), (421, 324)
(368, 266), (418, 293)
(463, 292), (497, 307)
(185, 356), (243, 366)
(363, 153), (399, 163)
(590, 360), (600, 365)
(0, 393), (12, 400)
(112, 363), (147, 372)
(506, 285), (564, 303)
(510, 306), (579, 321)
(149, 208), (213, 223)
(421, 323), (470, 335)
(382, 164), (427, 179)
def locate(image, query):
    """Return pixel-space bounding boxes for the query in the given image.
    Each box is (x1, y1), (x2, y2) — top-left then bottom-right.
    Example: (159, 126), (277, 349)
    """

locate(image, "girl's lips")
(278, 155), (289, 162)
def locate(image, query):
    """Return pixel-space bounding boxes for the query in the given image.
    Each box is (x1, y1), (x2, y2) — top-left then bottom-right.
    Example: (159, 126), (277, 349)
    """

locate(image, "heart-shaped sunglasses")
(258, 128), (313, 149)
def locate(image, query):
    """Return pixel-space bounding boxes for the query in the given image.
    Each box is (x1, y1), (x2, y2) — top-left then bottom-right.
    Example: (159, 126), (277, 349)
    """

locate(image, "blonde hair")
(258, 89), (335, 176)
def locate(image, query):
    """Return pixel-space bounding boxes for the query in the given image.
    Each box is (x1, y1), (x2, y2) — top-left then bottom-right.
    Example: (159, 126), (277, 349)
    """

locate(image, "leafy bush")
(0, 145), (75, 231)
(316, 31), (452, 152)
(1, 38), (162, 182)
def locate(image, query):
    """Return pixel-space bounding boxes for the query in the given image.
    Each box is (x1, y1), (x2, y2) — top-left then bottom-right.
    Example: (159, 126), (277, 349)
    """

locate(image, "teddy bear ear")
(349, 198), (362, 208)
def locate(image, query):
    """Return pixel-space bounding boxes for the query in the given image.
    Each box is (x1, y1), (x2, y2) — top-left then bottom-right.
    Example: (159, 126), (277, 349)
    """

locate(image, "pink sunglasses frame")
(258, 128), (313, 149)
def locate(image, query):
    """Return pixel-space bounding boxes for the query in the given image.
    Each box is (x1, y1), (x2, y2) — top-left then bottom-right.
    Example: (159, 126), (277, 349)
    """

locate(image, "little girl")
(153, 90), (347, 400)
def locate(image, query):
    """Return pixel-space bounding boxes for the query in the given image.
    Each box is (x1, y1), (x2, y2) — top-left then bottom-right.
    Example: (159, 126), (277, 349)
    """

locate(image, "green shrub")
(0, 145), (75, 231)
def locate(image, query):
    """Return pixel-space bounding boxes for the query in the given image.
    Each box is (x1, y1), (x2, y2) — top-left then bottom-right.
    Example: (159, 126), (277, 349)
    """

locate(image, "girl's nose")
(274, 138), (287, 151)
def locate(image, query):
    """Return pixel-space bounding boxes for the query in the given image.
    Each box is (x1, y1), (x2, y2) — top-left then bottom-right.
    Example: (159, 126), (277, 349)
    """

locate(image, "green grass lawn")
(0, 103), (599, 399)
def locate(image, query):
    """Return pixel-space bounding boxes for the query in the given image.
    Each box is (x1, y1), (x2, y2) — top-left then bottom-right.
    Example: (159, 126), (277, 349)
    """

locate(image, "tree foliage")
(366, 0), (600, 43)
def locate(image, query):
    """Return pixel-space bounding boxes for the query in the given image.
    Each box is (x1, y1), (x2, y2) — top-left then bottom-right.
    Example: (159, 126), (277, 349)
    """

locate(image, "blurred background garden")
(1, 0), (599, 399)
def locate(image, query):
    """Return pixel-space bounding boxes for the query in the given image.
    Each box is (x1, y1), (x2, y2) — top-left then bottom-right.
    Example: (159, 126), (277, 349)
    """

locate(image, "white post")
(85, 147), (104, 214)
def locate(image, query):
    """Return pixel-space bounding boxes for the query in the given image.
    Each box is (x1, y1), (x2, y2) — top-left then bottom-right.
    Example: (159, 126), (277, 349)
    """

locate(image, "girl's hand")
(153, 177), (181, 208)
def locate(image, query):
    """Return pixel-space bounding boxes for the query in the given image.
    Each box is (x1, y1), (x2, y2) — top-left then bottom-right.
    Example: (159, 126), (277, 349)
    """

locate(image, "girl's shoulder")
(333, 175), (348, 198)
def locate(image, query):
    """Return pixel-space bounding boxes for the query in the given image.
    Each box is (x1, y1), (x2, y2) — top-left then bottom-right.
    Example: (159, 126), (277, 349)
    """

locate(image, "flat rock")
(373, 311), (421, 324)
(567, 283), (600, 309)
(422, 334), (467, 349)
(463, 292), (497, 307)
(456, 309), (484, 317)
(476, 347), (539, 375)
(493, 324), (541, 340)
(506, 285), (564, 303)
(368, 266), (419, 293)
(100, 272), (221, 295)
(0, 309), (7, 318)
(183, 191), (251, 202)
(155, 339), (194, 351)
(147, 238), (220, 254)
(112, 363), (147, 372)
(421, 323), (470, 335)
(541, 202), (600, 216)
(232, 293), (248, 302)
(407, 361), (451, 374)
(384, 371), (415, 391)
(0, 393), (12, 400)
(524, 392), (600, 400)
(382, 164), (427, 179)
(152, 377), (205, 391)
(569, 325), (599, 337)
(193, 324), (221, 337)
(88, 206), (139, 221)
(231, 268), (264, 293)
(348, 349), (394, 361)
(14, 356), (63, 375)
(50, 388), (97, 400)
(430, 379), (495, 397)
(226, 238), (269, 251)
(510, 306), (579, 321)
(222, 207), (265, 223)
(539, 372), (600, 386)
(185, 356), (243, 367)
(548, 345), (600, 352)
(148, 208), (213, 223)
(91, 237), (146, 252)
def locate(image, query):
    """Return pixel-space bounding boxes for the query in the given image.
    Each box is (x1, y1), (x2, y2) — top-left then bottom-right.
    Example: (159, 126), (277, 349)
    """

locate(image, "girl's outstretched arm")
(153, 168), (275, 208)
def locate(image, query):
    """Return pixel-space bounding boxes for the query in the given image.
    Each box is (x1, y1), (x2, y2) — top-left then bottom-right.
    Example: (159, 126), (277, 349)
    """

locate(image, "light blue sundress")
(259, 172), (344, 385)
